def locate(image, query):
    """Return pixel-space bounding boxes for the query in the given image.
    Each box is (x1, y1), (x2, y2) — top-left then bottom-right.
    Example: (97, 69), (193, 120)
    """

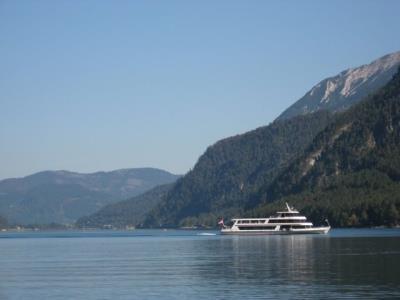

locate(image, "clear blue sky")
(1, 0), (400, 179)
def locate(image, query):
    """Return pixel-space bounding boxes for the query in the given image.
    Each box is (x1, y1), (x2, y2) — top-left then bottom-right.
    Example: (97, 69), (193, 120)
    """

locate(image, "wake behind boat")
(220, 203), (330, 235)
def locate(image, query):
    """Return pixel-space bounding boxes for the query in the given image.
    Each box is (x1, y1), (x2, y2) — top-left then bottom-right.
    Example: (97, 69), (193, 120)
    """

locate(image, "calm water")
(0, 229), (399, 300)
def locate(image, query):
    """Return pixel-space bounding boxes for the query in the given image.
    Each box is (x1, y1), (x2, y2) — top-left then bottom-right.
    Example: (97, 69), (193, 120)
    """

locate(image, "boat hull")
(221, 226), (330, 235)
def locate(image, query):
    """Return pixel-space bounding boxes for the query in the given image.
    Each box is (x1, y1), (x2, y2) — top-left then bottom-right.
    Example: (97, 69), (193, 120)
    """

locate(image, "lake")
(0, 229), (399, 299)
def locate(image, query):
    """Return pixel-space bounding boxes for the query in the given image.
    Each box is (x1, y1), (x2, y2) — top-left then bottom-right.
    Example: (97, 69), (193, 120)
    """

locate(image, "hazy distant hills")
(76, 183), (173, 228)
(0, 168), (179, 224)
(277, 51), (400, 120)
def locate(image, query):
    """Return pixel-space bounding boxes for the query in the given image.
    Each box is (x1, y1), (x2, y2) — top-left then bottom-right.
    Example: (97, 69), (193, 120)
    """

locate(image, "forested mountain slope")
(253, 68), (400, 227)
(144, 112), (334, 227)
(83, 55), (400, 229)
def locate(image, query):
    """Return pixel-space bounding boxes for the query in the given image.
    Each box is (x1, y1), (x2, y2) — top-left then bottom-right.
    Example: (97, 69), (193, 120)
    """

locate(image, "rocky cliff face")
(277, 51), (400, 120)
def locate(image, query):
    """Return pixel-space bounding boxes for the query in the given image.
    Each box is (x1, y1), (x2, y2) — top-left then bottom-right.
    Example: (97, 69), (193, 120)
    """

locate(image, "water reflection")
(0, 230), (399, 300)
(188, 234), (400, 299)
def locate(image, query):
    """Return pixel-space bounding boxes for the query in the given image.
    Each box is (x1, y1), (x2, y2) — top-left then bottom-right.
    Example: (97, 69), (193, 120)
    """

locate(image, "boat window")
(269, 219), (306, 223)
(242, 220), (249, 224)
(238, 226), (276, 230)
(251, 220), (258, 223)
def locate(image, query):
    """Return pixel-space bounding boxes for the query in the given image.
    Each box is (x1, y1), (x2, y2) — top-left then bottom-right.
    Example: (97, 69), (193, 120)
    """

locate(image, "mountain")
(0, 168), (180, 224)
(144, 111), (334, 227)
(76, 183), (173, 229)
(0, 215), (7, 229)
(253, 67), (400, 227)
(143, 53), (400, 228)
(277, 51), (400, 120)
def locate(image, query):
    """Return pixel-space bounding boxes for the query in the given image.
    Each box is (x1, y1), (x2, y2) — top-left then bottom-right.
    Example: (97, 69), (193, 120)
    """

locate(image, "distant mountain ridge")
(76, 183), (173, 229)
(0, 168), (180, 224)
(277, 51), (400, 120)
(1, 168), (178, 200)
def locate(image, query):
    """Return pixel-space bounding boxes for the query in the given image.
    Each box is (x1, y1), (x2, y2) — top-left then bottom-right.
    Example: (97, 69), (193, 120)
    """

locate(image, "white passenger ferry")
(220, 203), (330, 235)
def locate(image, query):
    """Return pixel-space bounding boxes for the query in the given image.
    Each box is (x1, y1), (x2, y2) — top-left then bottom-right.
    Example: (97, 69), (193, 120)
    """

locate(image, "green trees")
(81, 69), (400, 228)
(147, 68), (400, 228)
(76, 183), (173, 228)
(144, 111), (334, 227)
(253, 68), (400, 227)
(0, 215), (7, 229)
